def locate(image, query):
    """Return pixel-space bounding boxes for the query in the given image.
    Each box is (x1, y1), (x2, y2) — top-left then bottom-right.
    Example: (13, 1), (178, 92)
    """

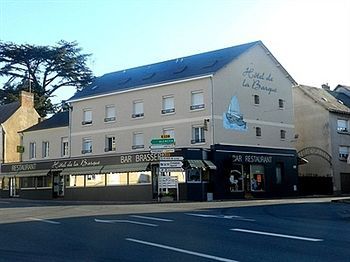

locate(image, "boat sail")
(223, 96), (247, 131)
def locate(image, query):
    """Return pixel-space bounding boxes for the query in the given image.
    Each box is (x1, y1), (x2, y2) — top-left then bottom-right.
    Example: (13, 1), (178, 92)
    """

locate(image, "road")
(0, 197), (349, 262)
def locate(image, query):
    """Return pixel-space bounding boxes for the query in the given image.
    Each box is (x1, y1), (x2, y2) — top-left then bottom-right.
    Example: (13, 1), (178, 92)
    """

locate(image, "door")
(53, 173), (64, 198)
(9, 177), (19, 197)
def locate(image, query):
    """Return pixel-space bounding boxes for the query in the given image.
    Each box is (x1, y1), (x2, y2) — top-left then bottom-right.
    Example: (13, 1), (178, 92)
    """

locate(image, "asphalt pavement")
(0, 197), (349, 262)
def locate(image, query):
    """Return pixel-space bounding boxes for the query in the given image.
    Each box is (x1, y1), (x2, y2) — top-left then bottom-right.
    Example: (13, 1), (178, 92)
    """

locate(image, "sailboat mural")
(223, 96), (247, 131)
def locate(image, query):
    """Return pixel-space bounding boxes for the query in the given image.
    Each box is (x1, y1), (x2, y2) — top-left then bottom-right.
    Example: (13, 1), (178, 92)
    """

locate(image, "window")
(82, 138), (92, 154)
(337, 119), (349, 133)
(105, 135), (116, 152)
(106, 172), (128, 185)
(191, 126), (205, 144)
(132, 100), (144, 118)
(42, 141), (49, 158)
(82, 109), (92, 125)
(29, 142), (36, 159)
(132, 132), (144, 149)
(129, 171), (151, 184)
(105, 105), (116, 122)
(191, 91), (204, 110)
(280, 130), (286, 140)
(339, 146), (349, 160)
(86, 174), (105, 187)
(250, 165), (265, 191)
(37, 176), (52, 188)
(278, 99), (284, 109)
(21, 177), (36, 188)
(162, 95), (175, 114)
(68, 175), (85, 187)
(255, 127), (262, 137)
(187, 168), (202, 182)
(61, 137), (69, 157)
(229, 165), (244, 192)
(254, 95), (260, 105)
(163, 128), (175, 138)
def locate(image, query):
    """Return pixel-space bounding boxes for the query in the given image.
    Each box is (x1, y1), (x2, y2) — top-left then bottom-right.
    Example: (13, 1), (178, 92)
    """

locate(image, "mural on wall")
(223, 96), (247, 131)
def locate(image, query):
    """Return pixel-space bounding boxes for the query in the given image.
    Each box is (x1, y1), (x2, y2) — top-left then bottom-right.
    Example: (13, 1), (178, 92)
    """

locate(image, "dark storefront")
(210, 144), (299, 199)
(1, 146), (298, 201)
(0, 149), (216, 201)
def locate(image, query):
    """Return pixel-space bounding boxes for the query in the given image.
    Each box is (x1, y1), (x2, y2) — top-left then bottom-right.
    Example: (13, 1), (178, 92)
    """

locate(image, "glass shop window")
(250, 165), (265, 191)
(229, 164), (244, 192)
(187, 168), (201, 182)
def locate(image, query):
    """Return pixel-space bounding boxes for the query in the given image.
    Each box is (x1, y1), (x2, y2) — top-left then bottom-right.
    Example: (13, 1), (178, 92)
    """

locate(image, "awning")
(60, 166), (103, 176)
(15, 169), (51, 177)
(203, 160), (217, 170)
(187, 160), (206, 169)
(101, 162), (150, 173)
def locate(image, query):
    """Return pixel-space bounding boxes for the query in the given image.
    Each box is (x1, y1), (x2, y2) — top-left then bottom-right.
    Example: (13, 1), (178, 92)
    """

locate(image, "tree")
(0, 40), (94, 116)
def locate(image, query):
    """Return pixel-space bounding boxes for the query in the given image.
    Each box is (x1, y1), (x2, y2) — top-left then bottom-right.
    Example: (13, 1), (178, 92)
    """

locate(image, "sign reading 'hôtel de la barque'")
(2, 152), (164, 173)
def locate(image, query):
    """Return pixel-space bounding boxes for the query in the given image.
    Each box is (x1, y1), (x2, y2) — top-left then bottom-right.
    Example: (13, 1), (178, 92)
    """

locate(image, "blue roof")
(69, 41), (260, 101)
(22, 111), (69, 132)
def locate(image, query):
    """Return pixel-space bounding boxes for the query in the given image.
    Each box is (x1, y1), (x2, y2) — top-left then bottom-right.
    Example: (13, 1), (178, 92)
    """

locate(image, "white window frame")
(132, 132), (144, 149)
(104, 105), (116, 122)
(337, 119), (349, 133)
(105, 135), (116, 152)
(82, 137), (93, 154)
(162, 95), (175, 114)
(82, 109), (92, 125)
(132, 100), (144, 118)
(29, 142), (36, 159)
(163, 128), (175, 139)
(191, 125), (205, 144)
(42, 141), (49, 158)
(61, 137), (69, 157)
(191, 91), (204, 110)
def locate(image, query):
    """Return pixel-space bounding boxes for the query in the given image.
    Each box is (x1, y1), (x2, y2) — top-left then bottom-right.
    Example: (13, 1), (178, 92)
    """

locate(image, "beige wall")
(22, 127), (69, 161)
(293, 86), (332, 177)
(70, 78), (213, 156)
(2, 92), (40, 163)
(212, 44), (295, 148)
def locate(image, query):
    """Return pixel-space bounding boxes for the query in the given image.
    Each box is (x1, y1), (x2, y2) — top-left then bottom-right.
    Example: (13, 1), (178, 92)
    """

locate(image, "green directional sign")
(151, 138), (175, 145)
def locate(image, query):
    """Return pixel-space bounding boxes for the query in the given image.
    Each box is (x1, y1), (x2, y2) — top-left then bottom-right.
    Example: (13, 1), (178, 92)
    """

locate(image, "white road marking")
(0, 201), (10, 204)
(231, 228), (323, 242)
(27, 217), (61, 225)
(130, 215), (173, 222)
(126, 238), (239, 262)
(94, 219), (158, 227)
(185, 213), (255, 222)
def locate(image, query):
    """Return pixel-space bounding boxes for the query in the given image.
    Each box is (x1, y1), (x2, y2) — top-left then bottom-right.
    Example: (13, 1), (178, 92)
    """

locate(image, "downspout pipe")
(210, 76), (215, 146)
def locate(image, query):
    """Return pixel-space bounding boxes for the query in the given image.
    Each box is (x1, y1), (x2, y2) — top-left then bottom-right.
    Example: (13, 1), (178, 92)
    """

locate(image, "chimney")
(19, 91), (34, 108)
(321, 83), (330, 91)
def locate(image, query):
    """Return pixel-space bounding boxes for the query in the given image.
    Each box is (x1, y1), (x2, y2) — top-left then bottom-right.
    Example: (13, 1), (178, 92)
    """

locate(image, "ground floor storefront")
(0, 145), (299, 201)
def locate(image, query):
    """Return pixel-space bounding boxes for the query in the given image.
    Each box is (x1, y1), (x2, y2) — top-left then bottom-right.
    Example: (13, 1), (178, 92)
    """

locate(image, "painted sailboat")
(223, 96), (247, 131)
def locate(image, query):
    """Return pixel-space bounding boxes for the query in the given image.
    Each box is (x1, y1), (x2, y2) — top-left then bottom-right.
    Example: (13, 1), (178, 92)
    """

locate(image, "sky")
(1, 0), (350, 105)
